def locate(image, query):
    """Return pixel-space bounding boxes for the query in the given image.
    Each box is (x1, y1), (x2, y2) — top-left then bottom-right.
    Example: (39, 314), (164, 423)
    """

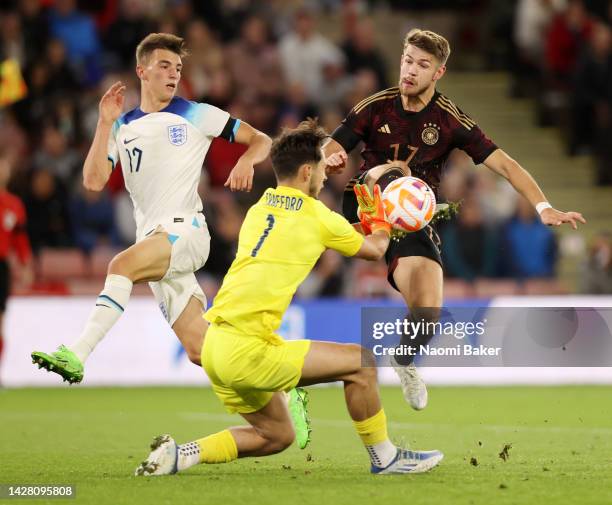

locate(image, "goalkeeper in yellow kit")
(135, 119), (443, 476)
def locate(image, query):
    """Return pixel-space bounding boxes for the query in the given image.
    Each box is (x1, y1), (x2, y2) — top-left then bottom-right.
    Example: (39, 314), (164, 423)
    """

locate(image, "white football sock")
(177, 442), (201, 471)
(69, 274), (133, 362)
(366, 439), (398, 468)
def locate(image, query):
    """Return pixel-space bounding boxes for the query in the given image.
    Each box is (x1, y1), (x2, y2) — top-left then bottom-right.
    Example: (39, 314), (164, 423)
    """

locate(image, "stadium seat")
(444, 279), (472, 299)
(38, 248), (88, 280)
(524, 279), (568, 295)
(66, 279), (152, 296)
(474, 279), (520, 297)
(91, 247), (121, 277)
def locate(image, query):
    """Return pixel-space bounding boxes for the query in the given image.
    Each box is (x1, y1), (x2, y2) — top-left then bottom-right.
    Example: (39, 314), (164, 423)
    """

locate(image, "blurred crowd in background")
(0, 0), (611, 297)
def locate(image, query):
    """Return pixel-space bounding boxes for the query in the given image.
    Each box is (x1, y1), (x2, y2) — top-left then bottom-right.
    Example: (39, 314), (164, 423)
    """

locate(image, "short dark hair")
(136, 33), (188, 65)
(270, 119), (328, 180)
(403, 29), (450, 65)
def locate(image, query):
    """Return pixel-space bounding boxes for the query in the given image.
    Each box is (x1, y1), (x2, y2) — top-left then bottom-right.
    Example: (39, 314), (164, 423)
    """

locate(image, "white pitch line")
(177, 412), (612, 435)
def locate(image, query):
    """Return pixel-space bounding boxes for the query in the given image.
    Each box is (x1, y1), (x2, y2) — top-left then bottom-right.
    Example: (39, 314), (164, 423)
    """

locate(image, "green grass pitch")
(1, 386), (611, 505)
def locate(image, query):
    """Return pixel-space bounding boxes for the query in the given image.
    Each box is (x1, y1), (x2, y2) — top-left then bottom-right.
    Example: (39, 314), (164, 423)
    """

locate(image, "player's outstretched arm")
(83, 81), (126, 191)
(353, 229), (390, 261)
(483, 149), (587, 230)
(224, 122), (272, 192)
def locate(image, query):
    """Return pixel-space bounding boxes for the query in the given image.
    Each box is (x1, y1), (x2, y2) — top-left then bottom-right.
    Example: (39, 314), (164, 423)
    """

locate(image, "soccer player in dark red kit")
(0, 158), (33, 377)
(324, 29), (586, 410)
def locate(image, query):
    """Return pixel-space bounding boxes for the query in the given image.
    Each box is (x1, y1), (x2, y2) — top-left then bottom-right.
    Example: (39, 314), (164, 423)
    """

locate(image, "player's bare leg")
(31, 232), (174, 383)
(392, 256), (443, 410)
(171, 296), (207, 365)
(299, 342), (381, 420)
(135, 393), (294, 476)
(301, 342), (442, 473)
(106, 231), (172, 281)
(232, 393), (296, 456)
(138, 341), (442, 475)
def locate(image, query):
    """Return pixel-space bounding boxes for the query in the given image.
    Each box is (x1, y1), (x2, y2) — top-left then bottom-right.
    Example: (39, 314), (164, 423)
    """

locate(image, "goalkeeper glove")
(353, 183), (391, 235)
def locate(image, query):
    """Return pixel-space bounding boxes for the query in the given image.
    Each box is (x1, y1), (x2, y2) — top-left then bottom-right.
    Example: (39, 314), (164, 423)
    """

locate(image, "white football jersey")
(107, 97), (239, 238)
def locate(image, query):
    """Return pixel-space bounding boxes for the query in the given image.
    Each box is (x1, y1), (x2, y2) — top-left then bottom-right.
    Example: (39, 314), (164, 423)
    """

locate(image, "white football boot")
(135, 434), (178, 476)
(371, 448), (443, 475)
(392, 360), (428, 410)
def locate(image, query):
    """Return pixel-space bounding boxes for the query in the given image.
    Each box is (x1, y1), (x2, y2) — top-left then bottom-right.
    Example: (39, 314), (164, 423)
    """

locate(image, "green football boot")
(288, 387), (312, 449)
(31, 345), (84, 384)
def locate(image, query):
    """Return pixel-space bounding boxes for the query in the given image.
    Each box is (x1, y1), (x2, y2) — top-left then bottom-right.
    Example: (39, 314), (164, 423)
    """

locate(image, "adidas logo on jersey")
(377, 124), (391, 134)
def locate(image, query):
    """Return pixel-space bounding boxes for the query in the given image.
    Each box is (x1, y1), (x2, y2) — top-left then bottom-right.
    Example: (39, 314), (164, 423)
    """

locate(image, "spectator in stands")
(0, 157), (33, 381)
(278, 82), (319, 129)
(512, 0), (564, 97)
(317, 59), (354, 111)
(0, 111), (29, 177)
(46, 39), (80, 96)
(279, 7), (344, 105)
(570, 22), (612, 157)
(23, 169), (72, 254)
(341, 18), (389, 90)
(472, 167), (518, 225)
(12, 59), (50, 131)
(580, 231), (612, 293)
(32, 125), (81, 188)
(535, 0), (594, 126)
(182, 19), (225, 101)
(103, 0), (153, 71)
(203, 192), (242, 280)
(440, 194), (500, 281)
(588, 22), (612, 185)
(0, 11), (26, 67)
(48, 0), (103, 85)
(339, 68), (378, 113)
(69, 186), (120, 257)
(545, 0), (594, 85)
(223, 15), (285, 133)
(166, 0), (194, 37)
(502, 196), (557, 278)
(226, 14), (282, 100)
(13, 39), (78, 132)
(17, 0), (49, 68)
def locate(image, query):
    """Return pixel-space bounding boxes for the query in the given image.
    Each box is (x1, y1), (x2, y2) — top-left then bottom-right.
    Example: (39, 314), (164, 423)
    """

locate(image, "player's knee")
(173, 327), (204, 366)
(107, 253), (133, 278)
(276, 425), (296, 451)
(185, 345), (201, 365)
(266, 425), (295, 454)
(345, 344), (378, 386)
(173, 330), (202, 365)
(360, 347), (378, 370)
(346, 343), (376, 368)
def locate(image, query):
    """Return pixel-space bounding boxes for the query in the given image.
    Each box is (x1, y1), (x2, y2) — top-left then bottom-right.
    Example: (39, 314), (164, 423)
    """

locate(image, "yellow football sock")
(353, 409), (389, 446)
(353, 409), (397, 468)
(196, 429), (238, 464)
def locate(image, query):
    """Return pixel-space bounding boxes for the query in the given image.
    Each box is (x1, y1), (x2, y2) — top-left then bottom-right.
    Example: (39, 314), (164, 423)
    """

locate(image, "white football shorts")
(144, 212), (210, 325)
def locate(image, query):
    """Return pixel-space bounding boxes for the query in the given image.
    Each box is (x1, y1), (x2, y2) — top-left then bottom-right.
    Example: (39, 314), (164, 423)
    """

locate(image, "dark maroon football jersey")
(331, 87), (498, 196)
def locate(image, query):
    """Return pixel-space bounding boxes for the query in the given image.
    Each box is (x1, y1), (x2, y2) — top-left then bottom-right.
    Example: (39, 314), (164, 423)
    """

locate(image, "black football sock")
(394, 309), (439, 366)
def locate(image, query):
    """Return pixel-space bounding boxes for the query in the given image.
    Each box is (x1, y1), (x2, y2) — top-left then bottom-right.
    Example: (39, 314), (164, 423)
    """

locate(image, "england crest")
(168, 124), (187, 146)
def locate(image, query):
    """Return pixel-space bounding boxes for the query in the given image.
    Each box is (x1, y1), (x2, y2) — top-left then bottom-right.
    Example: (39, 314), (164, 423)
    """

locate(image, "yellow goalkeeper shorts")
(201, 323), (311, 414)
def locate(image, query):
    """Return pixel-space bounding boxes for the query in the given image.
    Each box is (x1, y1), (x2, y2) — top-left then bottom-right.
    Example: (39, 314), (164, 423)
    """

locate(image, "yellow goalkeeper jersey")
(204, 185), (364, 337)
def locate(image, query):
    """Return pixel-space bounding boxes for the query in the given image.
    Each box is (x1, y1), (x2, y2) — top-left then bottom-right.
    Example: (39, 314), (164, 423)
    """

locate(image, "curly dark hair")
(270, 119), (329, 180)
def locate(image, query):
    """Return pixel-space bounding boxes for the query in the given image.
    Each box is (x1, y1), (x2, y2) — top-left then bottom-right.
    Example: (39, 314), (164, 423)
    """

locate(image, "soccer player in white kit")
(31, 33), (272, 382)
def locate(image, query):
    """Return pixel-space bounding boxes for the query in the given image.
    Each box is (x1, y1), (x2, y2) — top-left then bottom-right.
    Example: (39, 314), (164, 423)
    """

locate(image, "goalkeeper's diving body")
(135, 120), (443, 476)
